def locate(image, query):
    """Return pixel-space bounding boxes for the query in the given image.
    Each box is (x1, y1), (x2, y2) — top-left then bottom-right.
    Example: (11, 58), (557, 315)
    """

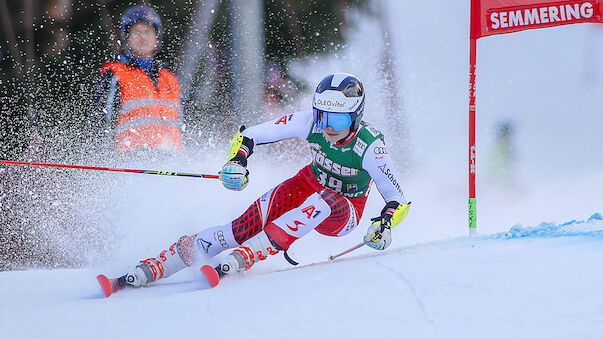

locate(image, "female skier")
(98, 73), (410, 295)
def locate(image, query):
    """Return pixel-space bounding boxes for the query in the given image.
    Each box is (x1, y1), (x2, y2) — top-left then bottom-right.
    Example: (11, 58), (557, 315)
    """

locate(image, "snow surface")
(2, 1), (603, 338)
(2, 215), (602, 338)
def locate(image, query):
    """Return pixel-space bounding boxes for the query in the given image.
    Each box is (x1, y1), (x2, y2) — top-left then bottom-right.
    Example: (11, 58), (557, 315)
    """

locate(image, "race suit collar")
(335, 122), (363, 145)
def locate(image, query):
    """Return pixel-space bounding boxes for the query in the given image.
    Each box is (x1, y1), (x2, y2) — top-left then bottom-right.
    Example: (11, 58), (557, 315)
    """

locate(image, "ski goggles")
(312, 108), (352, 131)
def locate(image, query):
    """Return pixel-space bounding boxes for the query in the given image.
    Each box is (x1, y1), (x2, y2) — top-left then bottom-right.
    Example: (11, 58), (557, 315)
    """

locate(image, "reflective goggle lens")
(313, 109), (352, 131)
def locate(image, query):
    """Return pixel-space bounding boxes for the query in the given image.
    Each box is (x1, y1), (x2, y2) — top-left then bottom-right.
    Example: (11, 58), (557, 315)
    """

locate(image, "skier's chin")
(322, 129), (347, 142)
(323, 134), (339, 142)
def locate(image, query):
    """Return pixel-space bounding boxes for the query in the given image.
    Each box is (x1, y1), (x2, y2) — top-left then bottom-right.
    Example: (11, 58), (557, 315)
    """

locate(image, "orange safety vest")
(101, 61), (183, 153)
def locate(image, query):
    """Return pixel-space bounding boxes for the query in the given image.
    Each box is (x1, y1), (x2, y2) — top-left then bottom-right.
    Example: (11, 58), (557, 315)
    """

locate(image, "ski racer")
(103, 73), (410, 292)
(91, 6), (183, 154)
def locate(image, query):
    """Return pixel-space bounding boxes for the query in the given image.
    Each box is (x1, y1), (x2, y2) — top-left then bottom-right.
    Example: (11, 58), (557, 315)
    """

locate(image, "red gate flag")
(471, 0), (603, 39)
(467, 0), (602, 233)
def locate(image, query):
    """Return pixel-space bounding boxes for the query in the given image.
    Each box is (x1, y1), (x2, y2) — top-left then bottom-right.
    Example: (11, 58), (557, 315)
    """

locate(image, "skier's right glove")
(219, 126), (254, 191)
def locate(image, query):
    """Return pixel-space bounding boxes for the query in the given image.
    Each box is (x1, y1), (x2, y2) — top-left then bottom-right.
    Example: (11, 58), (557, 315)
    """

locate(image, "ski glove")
(364, 201), (411, 250)
(220, 126), (254, 191)
(364, 219), (392, 250)
(220, 162), (249, 191)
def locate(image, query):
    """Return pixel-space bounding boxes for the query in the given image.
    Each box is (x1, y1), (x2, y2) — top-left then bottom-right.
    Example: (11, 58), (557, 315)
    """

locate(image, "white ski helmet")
(312, 73), (365, 131)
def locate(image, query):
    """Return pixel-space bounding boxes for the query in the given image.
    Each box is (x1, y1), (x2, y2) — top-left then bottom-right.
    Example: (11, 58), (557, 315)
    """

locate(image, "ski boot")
(200, 231), (280, 288)
(97, 263), (153, 297)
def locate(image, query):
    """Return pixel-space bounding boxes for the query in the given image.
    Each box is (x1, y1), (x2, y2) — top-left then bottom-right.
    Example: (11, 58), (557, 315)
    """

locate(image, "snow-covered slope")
(2, 214), (602, 338)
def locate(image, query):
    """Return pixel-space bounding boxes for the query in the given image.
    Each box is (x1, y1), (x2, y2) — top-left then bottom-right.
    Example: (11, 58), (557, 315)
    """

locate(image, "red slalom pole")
(0, 160), (219, 180)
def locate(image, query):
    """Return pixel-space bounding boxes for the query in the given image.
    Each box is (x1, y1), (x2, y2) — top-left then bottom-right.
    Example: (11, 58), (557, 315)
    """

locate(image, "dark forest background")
(1, 0), (370, 160)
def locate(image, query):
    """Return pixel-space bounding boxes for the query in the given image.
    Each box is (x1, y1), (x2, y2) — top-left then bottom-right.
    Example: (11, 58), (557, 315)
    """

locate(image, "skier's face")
(127, 22), (158, 59)
(322, 126), (350, 143)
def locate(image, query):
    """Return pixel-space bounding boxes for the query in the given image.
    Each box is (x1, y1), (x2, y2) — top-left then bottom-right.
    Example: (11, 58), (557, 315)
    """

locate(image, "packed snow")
(2, 214), (602, 338)
(2, 1), (602, 338)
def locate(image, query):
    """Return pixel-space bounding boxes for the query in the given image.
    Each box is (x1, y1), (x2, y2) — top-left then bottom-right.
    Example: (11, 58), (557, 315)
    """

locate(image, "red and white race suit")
(139, 111), (409, 281)
(191, 111), (408, 257)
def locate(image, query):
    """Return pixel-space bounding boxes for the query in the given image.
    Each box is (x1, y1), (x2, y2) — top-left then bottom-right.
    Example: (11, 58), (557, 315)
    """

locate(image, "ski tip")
(328, 255), (334, 261)
(200, 265), (220, 288)
(96, 274), (114, 297)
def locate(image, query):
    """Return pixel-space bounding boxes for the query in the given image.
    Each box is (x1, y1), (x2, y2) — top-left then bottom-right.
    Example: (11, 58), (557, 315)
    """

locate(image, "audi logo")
(373, 147), (388, 155)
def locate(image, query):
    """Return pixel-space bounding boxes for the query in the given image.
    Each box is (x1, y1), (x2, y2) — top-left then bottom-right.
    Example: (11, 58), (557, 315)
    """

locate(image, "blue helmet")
(120, 6), (163, 50)
(312, 73), (365, 132)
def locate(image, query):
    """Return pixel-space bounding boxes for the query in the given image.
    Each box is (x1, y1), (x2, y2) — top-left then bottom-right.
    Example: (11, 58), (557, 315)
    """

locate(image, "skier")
(98, 73), (410, 295)
(91, 6), (183, 155)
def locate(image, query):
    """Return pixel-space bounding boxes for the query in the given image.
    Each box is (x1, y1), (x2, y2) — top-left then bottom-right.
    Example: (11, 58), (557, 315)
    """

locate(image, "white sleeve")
(241, 111), (314, 145)
(362, 138), (408, 204)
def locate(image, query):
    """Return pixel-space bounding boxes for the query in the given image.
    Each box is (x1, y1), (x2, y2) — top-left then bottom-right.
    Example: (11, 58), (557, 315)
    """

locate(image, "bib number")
(317, 168), (343, 193)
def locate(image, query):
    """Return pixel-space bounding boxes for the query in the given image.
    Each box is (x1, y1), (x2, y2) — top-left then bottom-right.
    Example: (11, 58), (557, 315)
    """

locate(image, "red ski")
(97, 266), (222, 297)
(200, 265), (221, 288)
(96, 274), (123, 297)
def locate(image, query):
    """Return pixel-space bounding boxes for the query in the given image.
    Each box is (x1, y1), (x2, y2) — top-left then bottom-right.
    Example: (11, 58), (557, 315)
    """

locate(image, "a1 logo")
(301, 205), (316, 219)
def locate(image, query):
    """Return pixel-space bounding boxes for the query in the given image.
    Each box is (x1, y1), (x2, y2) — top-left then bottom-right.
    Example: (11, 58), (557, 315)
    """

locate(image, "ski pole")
(328, 242), (365, 261)
(0, 160), (220, 179)
(327, 203), (411, 261)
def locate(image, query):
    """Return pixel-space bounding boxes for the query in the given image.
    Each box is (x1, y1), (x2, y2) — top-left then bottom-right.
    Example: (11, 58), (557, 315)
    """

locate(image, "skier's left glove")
(220, 126), (254, 191)
(364, 201), (411, 250)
